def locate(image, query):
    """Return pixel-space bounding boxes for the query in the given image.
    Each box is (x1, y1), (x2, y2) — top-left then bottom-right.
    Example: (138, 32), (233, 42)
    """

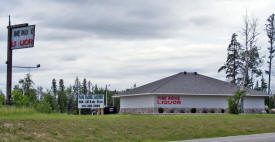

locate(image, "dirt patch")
(17, 123), (24, 127)
(34, 132), (46, 138)
(3, 122), (13, 128)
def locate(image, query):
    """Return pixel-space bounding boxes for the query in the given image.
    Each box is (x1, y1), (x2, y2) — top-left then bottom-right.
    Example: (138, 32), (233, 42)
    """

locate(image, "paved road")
(174, 133), (275, 142)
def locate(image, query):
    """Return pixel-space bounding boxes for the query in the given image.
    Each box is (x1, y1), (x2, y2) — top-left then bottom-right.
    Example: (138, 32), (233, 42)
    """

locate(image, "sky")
(0, 0), (274, 93)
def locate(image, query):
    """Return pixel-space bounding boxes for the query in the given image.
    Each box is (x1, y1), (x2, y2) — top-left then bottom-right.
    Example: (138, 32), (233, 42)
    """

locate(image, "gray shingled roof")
(118, 72), (268, 96)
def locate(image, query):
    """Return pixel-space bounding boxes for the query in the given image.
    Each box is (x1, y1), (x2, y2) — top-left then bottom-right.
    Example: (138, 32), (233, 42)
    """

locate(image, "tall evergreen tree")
(73, 77), (81, 112)
(73, 77), (81, 97)
(59, 79), (65, 92)
(265, 13), (275, 95)
(66, 85), (75, 114)
(82, 78), (87, 95)
(58, 79), (67, 113)
(218, 33), (242, 84)
(51, 78), (57, 98)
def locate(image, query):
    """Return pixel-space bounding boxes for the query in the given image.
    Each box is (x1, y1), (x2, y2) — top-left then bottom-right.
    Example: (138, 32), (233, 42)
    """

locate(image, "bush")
(210, 109), (215, 113)
(191, 108), (196, 113)
(35, 101), (53, 113)
(12, 90), (24, 106)
(202, 108), (207, 113)
(43, 94), (59, 112)
(221, 109), (225, 113)
(0, 94), (5, 106)
(228, 90), (246, 114)
(169, 109), (175, 113)
(180, 109), (185, 113)
(158, 107), (164, 113)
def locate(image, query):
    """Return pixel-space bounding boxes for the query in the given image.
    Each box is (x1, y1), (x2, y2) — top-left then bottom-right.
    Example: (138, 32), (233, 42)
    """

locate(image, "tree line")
(0, 73), (120, 114)
(219, 13), (275, 108)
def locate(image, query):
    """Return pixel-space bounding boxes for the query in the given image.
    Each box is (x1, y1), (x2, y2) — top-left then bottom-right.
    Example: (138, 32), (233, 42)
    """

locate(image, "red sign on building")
(157, 96), (182, 104)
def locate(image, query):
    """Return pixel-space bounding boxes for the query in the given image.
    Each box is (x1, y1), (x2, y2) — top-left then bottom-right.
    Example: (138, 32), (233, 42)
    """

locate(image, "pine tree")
(73, 77), (81, 112)
(218, 33), (242, 84)
(59, 79), (65, 92)
(51, 78), (57, 98)
(58, 79), (67, 113)
(66, 86), (75, 114)
(73, 77), (81, 97)
(94, 84), (98, 93)
(82, 78), (87, 95)
(265, 14), (275, 95)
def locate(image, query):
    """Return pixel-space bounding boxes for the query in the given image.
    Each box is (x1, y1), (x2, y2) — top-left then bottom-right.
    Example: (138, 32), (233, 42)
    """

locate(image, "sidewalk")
(173, 133), (275, 142)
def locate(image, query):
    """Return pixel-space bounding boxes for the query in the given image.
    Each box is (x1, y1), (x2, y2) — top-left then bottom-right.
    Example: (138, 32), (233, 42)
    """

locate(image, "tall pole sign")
(6, 16), (35, 105)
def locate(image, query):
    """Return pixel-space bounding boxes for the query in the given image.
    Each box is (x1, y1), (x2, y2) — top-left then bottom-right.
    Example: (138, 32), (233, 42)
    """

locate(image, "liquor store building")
(116, 72), (268, 114)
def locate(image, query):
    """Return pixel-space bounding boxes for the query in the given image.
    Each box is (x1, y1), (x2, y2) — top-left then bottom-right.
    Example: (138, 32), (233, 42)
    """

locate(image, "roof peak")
(180, 71), (198, 75)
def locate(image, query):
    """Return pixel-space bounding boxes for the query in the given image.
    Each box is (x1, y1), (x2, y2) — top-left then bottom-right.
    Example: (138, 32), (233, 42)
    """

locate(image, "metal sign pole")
(6, 15), (12, 105)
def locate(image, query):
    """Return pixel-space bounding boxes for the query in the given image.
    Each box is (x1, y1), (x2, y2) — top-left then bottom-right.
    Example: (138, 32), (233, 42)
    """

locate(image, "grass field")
(1, 107), (275, 142)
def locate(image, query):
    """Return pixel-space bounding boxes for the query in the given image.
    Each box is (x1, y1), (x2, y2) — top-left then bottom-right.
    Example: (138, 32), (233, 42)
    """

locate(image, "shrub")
(221, 109), (225, 113)
(202, 108), (207, 113)
(169, 109), (175, 113)
(158, 107), (164, 113)
(210, 109), (215, 113)
(191, 108), (196, 113)
(180, 109), (185, 113)
(35, 101), (53, 113)
(12, 90), (24, 106)
(43, 94), (59, 112)
(228, 90), (246, 114)
(0, 94), (5, 106)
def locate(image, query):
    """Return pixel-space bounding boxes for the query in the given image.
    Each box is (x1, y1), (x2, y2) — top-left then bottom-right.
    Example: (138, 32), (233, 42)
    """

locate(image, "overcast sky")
(0, 0), (274, 93)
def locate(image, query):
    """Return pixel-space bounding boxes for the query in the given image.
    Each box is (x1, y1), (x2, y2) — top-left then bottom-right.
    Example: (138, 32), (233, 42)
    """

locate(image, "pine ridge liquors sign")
(157, 96), (182, 104)
(11, 25), (35, 50)
(78, 94), (104, 109)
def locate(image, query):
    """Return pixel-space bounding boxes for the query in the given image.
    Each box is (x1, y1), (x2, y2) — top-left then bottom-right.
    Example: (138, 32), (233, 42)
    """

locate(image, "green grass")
(1, 107), (275, 142)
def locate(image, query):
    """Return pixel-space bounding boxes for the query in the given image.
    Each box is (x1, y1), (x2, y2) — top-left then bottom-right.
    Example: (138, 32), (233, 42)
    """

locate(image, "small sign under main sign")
(78, 94), (104, 109)
(11, 25), (35, 50)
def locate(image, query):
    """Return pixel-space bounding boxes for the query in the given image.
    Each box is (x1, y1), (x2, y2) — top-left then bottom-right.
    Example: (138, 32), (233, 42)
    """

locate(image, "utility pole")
(6, 15), (12, 105)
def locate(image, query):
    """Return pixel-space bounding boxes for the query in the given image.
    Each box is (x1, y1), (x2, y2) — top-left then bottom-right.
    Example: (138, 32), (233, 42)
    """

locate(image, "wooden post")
(97, 108), (100, 115)
(101, 108), (104, 115)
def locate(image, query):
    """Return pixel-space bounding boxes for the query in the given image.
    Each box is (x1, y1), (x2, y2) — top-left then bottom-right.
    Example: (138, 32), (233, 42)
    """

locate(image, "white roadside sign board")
(11, 25), (35, 50)
(78, 94), (104, 109)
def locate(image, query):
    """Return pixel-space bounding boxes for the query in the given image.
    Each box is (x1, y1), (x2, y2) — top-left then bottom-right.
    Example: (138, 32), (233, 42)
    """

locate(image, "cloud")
(0, 0), (274, 93)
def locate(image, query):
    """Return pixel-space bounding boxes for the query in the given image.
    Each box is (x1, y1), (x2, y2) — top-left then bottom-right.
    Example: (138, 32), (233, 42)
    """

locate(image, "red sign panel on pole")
(11, 25), (35, 50)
